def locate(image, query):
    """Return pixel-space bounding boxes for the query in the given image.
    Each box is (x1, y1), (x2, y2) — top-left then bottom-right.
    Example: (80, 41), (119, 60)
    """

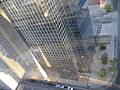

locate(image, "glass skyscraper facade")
(0, 15), (28, 60)
(0, 15), (29, 89)
(111, 0), (117, 10)
(0, 0), (95, 83)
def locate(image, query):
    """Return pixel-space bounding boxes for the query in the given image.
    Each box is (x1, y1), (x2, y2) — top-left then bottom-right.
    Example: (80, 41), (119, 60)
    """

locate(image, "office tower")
(116, 0), (120, 84)
(101, 0), (117, 10)
(100, 0), (104, 7)
(110, 0), (117, 10)
(0, 15), (30, 89)
(88, 0), (100, 5)
(0, 15), (28, 60)
(0, 0), (95, 81)
(100, 0), (104, 3)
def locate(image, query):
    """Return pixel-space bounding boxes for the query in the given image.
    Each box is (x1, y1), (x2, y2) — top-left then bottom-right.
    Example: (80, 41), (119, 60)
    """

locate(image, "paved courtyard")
(88, 4), (118, 89)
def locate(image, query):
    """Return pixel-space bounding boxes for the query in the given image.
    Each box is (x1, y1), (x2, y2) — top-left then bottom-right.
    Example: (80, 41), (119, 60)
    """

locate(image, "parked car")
(56, 84), (74, 90)
(67, 86), (74, 90)
(56, 84), (64, 88)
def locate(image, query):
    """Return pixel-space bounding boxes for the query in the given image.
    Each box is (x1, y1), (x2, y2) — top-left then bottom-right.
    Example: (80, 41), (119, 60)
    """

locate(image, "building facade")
(0, 15), (28, 60)
(0, 15), (30, 89)
(116, 0), (120, 84)
(101, 0), (117, 10)
(110, 0), (117, 10)
(0, 0), (95, 81)
(88, 0), (100, 5)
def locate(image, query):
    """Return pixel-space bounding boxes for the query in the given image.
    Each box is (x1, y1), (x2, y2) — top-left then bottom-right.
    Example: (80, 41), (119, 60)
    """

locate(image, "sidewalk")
(88, 4), (103, 35)
(88, 4), (118, 89)
(100, 11), (118, 59)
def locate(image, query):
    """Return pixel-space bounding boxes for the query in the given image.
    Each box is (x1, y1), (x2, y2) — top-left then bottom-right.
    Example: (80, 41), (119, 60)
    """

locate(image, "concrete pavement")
(88, 3), (118, 89)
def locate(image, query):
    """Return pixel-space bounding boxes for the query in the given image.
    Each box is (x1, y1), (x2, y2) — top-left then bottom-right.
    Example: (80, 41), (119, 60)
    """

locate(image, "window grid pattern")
(1, 0), (94, 80)
(0, 15), (28, 59)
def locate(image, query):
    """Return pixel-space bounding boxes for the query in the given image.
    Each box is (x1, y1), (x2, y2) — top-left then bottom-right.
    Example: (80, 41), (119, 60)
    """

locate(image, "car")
(56, 84), (74, 90)
(68, 86), (74, 90)
(29, 79), (37, 82)
(44, 82), (56, 86)
(56, 84), (64, 88)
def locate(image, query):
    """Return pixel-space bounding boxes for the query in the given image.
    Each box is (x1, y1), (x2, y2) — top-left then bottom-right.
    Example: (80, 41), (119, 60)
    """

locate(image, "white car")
(56, 84), (64, 88)
(68, 86), (74, 90)
(56, 84), (74, 90)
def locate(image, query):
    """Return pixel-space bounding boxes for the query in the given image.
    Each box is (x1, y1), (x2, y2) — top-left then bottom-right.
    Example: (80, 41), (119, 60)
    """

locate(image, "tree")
(101, 53), (108, 64)
(104, 4), (113, 12)
(100, 45), (107, 50)
(97, 69), (106, 78)
(108, 66), (117, 72)
(110, 59), (117, 66)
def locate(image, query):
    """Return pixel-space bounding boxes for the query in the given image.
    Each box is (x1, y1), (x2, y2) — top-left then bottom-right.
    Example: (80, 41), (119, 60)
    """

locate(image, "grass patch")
(98, 42), (110, 45)
(97, 69), (106, 78)
(108, 66), (117, 72)
(110, 59), (117, 66)
(101, 53), (108, 65)
(104, 4), (113, 12)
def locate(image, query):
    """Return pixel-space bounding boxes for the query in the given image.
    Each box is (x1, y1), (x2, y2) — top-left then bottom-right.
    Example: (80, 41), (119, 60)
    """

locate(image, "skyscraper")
(110, 0), (117, 10)
(116, 0), (120, 84)
(0, 15), (28, 60)
(0, 15), (28, 89)
(0, 0), (95, 82)
(88, 0), (100, 5)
